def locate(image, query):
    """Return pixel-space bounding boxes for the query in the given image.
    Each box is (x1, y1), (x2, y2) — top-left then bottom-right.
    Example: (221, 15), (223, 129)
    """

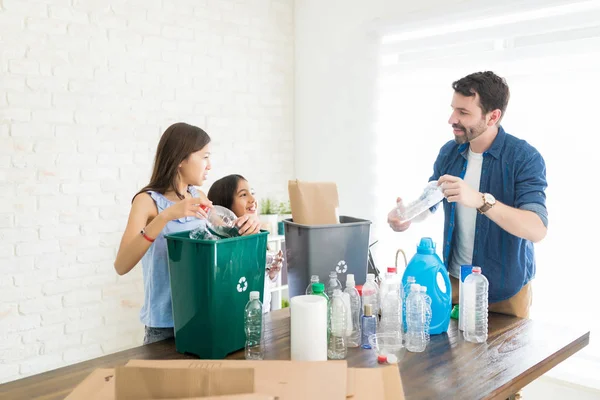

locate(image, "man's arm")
(437, 174), (547, 243)
(481, 201), (547, 243)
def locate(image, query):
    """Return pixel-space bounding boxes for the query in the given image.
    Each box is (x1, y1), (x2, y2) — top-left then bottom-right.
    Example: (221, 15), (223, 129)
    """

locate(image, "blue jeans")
(143, 326), (174, 345)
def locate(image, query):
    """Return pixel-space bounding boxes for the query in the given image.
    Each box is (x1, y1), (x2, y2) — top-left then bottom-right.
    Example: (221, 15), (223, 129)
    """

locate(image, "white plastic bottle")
(419, 286), (432, 343)
(463, 267), (489, 343)
(305, 275), (320, 295)
(394, 181), (444, 223)
(405, 284), (427, 353)
(326, 271), (343, 297)
(327, 289), (347, 359)
(362, 273), (380, 318)
(344, 274), (362, 347)
(244, 291), (264, 360)
(402, 276), (416, 332)
(379, 267), (398, 308)
(379, 280), (402, 335)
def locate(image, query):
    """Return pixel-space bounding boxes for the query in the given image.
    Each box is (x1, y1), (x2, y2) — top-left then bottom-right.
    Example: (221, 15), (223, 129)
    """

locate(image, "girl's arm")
(114, 193), (168, 276)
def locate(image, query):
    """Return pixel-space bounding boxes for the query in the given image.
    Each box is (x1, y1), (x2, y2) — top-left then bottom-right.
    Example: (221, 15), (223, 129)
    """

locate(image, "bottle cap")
(417, 237), (436, 255)
(363, 304), (373, 316)
(312, 283), (325, 294)
(355, 284), (363, 296)
(377, 354), (388, 364)
(329, 271), (337, 278)
(387, 267), (397, 273)
(346, 274), (355, 286)
(472, 266), (482, 274)
(310, 275), (320, 282)
(249, 291), (260, 300)
(367, 273), (375, 281)
(386, 354), (398, 364)
(411, 283), (420, 292)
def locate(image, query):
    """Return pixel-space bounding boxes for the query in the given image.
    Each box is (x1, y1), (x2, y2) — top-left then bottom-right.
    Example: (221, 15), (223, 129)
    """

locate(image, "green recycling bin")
(165, 230), (268, 359)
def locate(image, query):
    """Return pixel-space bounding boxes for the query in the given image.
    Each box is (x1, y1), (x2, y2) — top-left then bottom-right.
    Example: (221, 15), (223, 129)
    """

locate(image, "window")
(374, 0), (600, 388)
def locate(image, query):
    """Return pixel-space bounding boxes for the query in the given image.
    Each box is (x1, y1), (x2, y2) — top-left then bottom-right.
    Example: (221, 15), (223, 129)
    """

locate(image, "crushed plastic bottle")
(395, 181), (444, 223)
(189, 205), (240, 240)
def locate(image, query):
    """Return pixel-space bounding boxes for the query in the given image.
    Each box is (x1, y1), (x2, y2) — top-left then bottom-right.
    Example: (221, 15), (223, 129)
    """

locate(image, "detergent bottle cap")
(417, 237), (436, 255)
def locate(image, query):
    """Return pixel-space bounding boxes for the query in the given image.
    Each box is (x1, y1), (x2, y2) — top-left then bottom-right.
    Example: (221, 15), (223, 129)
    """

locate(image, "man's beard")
(453, 120), (487, 144)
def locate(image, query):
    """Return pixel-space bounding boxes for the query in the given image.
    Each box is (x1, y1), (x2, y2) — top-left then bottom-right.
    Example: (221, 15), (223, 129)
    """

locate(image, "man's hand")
(387, 197), (412, 232)
(437, 175), (483, 209)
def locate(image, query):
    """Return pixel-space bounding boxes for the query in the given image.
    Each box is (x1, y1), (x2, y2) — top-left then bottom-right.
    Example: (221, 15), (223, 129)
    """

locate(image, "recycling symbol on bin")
(237, 276), (248, 292)
(335, 260), (348, 274)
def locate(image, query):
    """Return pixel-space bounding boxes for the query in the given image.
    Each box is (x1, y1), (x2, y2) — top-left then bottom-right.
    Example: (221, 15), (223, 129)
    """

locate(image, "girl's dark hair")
(134, 122), (211, 201)
(452, 71), (510, 122)
(207, 174), (247, 210)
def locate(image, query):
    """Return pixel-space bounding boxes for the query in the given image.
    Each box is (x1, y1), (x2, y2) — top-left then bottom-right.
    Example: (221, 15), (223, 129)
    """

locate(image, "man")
(388, 71), (548, 318)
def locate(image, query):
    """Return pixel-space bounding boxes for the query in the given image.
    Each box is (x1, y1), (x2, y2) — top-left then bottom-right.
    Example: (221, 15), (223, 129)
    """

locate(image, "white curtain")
(374, 0), (600, 388)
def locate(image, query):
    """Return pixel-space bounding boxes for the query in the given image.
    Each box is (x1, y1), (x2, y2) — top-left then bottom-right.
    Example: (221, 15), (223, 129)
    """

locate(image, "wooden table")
(0, 309), (589, 400)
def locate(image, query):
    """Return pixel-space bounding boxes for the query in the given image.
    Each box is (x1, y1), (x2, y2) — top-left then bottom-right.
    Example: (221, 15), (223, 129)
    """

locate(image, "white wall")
(0, 0), (293, 383)
(293, 0), (466, 249)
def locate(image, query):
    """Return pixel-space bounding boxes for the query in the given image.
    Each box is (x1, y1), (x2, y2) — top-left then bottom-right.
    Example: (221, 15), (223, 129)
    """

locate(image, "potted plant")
(277, 200), (292, 235)
(259, 197), (279, 235)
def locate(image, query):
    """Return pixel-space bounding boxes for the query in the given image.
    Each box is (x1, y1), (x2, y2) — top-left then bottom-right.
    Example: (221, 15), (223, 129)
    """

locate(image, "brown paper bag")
(287, 180), (339, 225)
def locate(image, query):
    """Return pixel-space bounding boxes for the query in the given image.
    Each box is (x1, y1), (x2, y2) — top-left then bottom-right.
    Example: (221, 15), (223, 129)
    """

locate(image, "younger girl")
(208, 174), (283, 312)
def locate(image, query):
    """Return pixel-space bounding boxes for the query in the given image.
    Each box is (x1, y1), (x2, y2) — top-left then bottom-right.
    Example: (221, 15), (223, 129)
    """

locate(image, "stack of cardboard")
(66, 359), (404, 400)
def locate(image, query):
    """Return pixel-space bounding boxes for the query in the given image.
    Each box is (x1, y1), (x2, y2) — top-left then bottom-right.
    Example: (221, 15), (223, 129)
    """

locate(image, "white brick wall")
(0, 0), (294, 384)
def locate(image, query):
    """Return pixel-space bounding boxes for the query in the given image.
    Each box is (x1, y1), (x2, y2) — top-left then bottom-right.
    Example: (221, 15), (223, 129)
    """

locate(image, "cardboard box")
(66, 360), (404, 400)
(126, 360), (348, 400)
(288, 180), (340, 225)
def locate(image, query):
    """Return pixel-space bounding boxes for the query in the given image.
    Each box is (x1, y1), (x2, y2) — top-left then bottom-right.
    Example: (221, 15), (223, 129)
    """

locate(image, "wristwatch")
(478, 193), (496, 214)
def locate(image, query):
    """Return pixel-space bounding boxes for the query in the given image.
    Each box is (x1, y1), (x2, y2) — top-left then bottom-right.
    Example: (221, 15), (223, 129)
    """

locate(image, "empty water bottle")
(244, 291), (264, 360)
(190, 205), (240, 240)
(419, 286), (432, 344)
(405, 284), (427, 353)
(362, 273), (380, 318)
(326, 271), (343, 297)
(379, 267), (399, 309)
(394, 181), (444, 223)
(379, 280), (402, 335)
(344, 274), (362, 347)
(402, 276), (416, 332)
(305, 275), (320, 295)
(463, 266), (489, 343)
(328, 289), (347, 359)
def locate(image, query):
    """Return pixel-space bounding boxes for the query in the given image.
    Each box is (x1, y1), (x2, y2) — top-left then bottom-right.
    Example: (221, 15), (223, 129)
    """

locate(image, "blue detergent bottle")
(401, 237), (452, 335)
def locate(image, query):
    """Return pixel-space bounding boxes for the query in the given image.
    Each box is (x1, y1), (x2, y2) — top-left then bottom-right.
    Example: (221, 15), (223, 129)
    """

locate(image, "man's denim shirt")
(429, 126), (548, 303)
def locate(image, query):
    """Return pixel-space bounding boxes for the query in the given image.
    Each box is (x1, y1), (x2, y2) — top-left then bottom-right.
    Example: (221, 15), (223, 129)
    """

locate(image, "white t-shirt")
(263, 274), (277, 313)
(449, 148), (483, 278)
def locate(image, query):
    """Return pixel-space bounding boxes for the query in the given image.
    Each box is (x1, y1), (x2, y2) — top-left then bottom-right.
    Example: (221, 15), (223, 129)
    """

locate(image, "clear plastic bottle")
(405, 284), (427, 353)
(362, 273), (380, 318)
(327, 289), (347, 360)
(379, 267), (398, 308)
(379, 280), (402, 335)
(305, 275), (320, 295)
(402, 276), (416, 332)
(395, 181), (444, 223)
(344, 274), (362, 347)
(244, 291), (264, 360)
(189, 205), (240, 239)
(420, 286), (432, 343)
(326, 271), (343, 298)
(360, 304), (377, 349)
(463, 267), (489, 343)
